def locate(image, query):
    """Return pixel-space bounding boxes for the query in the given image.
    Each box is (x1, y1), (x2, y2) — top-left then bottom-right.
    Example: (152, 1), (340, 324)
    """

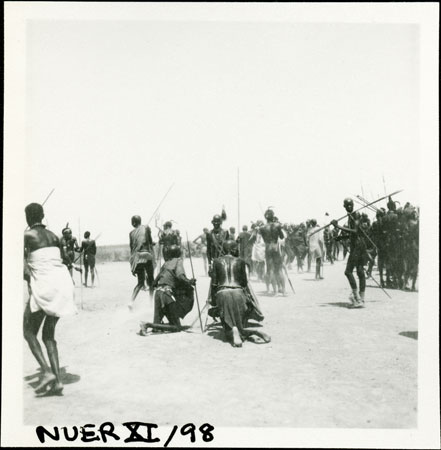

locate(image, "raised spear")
(42, 188), (55, 206)
(308, 189), (403, 237)
(146, 183), (174, 226)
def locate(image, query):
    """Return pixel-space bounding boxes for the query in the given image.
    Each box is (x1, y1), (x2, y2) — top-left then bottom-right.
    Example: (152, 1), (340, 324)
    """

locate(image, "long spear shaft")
(357, 195), (379, 212)
(78, 218), (83, 309)
(186, 232), (203, 333)
(282, 264), (296, 294)
(42, 188), (55, 206)
(366, 268), (392, 299)
(146, 183), (174, 226)
(309, 189), (403, 237)
(237, 168), (240, 231)
(353, 197), (377, 213)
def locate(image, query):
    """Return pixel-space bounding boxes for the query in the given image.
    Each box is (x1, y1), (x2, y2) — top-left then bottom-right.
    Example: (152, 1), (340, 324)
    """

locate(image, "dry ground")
(23, 258), (418, 428)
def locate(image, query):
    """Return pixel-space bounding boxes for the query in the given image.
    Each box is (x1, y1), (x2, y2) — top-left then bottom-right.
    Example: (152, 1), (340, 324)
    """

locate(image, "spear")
(78, 218), (83, 309)
(308, 189), (403, 237)
(186, 232), (203, 333)
(365, 268), (392, 299)
(353, 197), (377, 213)
(146, 183), (175, 226)
(358, 194), (379, 212)
(282, 264), (296, 294)
(42, 188), (55, 206)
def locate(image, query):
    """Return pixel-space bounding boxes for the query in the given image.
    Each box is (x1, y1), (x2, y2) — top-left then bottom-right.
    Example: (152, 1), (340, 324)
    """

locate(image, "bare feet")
(34, 371), (56, 394)
(50, 381), (64, 395)
(246, 330), (271, 343)
(232, 327), (243, 347)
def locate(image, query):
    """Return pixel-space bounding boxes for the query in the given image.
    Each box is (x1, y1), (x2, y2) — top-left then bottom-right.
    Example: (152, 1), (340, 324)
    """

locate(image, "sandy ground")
(23, 257), (418, 428)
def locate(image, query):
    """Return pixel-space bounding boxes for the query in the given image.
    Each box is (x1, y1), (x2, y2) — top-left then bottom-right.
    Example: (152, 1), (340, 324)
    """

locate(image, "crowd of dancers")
(22, 193), (419, 394)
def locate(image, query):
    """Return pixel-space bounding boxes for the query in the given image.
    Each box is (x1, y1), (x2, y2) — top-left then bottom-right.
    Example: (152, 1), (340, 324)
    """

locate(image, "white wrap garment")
(27, 247), (77, 317)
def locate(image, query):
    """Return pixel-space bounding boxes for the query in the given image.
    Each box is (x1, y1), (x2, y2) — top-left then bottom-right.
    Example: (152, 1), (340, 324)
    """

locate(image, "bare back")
(260, 222), (284, 245)
(24, 226), (60, 255)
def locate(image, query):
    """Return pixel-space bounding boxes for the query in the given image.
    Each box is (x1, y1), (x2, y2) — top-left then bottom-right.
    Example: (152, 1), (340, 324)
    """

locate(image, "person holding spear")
(59, 226), (81, 281)
(78, 231), (97, 288)
(331, 198), (368, 308)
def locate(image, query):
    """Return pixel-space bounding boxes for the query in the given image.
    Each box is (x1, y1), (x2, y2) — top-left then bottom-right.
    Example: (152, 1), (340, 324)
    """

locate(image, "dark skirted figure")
(211, 240), (269, 347)
(331, 198), (368, 308)
(79, 231), (97, 287)
(237, 225), (253, 271)
(129, 215), (155, 309)
(152, 245), (196, 328)
(24, 203), (77, 395)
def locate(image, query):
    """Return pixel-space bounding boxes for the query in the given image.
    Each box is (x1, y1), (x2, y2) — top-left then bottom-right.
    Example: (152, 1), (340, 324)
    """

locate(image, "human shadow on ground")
(367, 284), (418, 293)
(206, 325), (225, 343)
(319, 302), (355, 309)
(256, 291), (276, 297)
(399, 331), (418, 340)
(25, 367), (81, 388)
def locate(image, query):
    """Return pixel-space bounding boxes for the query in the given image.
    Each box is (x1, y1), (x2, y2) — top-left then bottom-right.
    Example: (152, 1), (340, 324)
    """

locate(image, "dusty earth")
(23, 258), (418, 428)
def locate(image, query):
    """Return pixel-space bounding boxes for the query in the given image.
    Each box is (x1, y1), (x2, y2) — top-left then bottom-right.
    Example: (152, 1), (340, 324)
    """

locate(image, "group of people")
(59, 226), (97, 288)
(365, 198), (419, 291)
(131, 209), (271, 347)
(23, 194), (419, 394)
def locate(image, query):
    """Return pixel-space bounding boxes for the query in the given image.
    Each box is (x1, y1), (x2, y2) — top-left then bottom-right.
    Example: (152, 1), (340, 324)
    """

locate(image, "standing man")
(307, 219), (324, 280)
(60, 227), (81, 279)
(78, 231), (97, 288)
(193, 228), (209, 276)
(259, 209), (286, 296)
(24, 203), (77, 395)
(331, 198), (368, 308)
(291, 224), (308, 273)
(237, 225), (253, 270)
(229, 227), (236, 242)
(251, 222), (266, 281)
(129, 215), (155, 309)
(206, 208), (229, 270)
(323, 227), (334, 264)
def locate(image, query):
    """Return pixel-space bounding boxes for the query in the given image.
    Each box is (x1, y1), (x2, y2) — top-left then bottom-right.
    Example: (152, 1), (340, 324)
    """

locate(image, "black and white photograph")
(2, 2), (439, 448)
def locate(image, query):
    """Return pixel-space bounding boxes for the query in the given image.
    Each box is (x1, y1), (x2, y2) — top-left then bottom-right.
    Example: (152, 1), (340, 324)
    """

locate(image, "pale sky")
(24, 21), (419, 244)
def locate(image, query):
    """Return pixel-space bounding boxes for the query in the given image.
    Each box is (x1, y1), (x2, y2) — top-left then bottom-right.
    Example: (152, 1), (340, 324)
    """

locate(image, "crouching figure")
(140, 244), (195, 334)
(211, 239), (271, 347)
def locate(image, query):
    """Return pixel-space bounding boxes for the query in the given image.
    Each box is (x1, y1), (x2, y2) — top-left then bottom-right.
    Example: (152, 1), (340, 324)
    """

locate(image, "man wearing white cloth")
(306, 219), (324, 280)
(24, 203), (77, 395)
